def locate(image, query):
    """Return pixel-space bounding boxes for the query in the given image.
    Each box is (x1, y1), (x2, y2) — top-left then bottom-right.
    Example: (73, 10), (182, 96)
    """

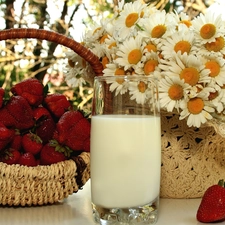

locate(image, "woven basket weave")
(160, 112), (225, 199)
(0, 28), (101, 206)
(0, 152), (90, 206)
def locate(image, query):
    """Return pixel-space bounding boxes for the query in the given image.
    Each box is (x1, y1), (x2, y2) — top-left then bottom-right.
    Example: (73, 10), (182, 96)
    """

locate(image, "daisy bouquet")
(64, 0), (225, 128)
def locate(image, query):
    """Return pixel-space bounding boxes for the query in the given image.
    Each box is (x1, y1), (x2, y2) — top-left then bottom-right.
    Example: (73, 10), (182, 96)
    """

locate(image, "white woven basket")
(160, 112), (225, 198)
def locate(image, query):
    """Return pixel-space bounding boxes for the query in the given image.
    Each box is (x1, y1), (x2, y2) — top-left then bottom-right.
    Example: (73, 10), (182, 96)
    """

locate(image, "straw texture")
(0, 152), (90, 206)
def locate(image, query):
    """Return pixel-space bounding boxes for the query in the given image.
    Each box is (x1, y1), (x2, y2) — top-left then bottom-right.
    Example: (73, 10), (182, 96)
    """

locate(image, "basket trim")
(0, 28), (103, 76)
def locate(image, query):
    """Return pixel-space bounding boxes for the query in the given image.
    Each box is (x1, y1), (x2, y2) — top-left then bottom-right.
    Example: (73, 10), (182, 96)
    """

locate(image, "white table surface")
(0, 180), (221, 225)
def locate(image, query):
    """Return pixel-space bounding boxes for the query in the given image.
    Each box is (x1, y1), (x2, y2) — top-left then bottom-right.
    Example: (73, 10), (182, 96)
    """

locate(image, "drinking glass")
(90, 75), (161, 225)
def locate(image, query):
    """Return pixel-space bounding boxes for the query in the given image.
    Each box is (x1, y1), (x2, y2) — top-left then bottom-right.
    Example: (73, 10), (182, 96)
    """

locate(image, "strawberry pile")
(0, 78), (90, 167)
(196, 179), (225, 223)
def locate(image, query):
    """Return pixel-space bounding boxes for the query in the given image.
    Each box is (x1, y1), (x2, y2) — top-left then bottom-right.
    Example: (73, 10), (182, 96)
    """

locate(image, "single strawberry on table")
(196, 179), (225, 223)
(10, 78), (44, 107)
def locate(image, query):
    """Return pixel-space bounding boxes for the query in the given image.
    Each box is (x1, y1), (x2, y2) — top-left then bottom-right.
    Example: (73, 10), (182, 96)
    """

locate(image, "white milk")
(91, 115), (161, 208)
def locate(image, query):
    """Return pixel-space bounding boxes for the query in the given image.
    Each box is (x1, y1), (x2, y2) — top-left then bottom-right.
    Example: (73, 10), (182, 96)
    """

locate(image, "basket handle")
(0, 28), (103, 76)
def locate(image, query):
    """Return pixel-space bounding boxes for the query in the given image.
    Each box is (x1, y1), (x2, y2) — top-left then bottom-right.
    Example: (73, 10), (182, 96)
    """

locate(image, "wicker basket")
(0, 28), (102, 206)
(160, 112), (225, 199)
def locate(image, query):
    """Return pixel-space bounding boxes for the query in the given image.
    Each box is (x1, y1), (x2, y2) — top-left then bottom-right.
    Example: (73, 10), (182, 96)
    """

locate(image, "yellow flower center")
(174, 40), (191, 54)
(126, 13), (139, 28)
(115, 68), (125, 84)
(128, 49), (142, 64)
(179, 20), (192, 28)
(68, 59), (75, 68)
(115, 68), (125, 75)
(151, 25), (166, 38)
(144, 43), (157, 52)
(138, 81), (147, 93)
(205, 36), (225, 52)
(102, 56), (109, 69)
(100, 34), (109, 44)
(200, 23), (216, 39)
(205, 60), (220, 77)
(143, 59), (158, 74)
(168, 84), (183, 100)
(208, 91), (218, 101)
(187, 97), (204, 114)
(180, 67), (200, 86)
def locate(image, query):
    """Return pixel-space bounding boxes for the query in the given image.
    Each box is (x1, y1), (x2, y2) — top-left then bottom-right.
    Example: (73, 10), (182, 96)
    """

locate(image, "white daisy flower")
(207, 87), (225, 113)
(161, 28), (196, 60)
(159, 52), (211, 86)
(191, 10), (225, 44)
(64, 67), (86, 88)
(179, 96), (215, 127)
(64, 52), (86, 87)
(84, 24), (105, 45)
(196, 36), (225, 58)
(135, 51), (160, 75)
(138, 10), (177, 42)
(115, 35), (144, 71)
(172, 11), (192, 29)
(159, 76), (190, 112)
(128, 79), (152, 104)
(103, 64), (129, 96)
(113, 0), (145, 40)
(201, 55), (225, 87)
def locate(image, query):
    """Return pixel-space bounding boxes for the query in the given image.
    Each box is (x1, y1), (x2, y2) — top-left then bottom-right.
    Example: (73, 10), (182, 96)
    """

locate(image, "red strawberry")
(33, 107), (56, 143)
(10, 78), (44, 106)
(196, 179), (225, 223)
(0, 107), (16, 128)
(60, 115), (91, 152)
(19, 152), (37, 167)
(53, 110), (84, 144)
(33, 106), (51, 121)
(5, 96), (34, 130)
(43, 93), (71, 119)
(83, 137), (90, 152)
(9, 131), (22, 151)
(0, 148), (21, 165)
(0, 122), (15, 151)
(22, 132), (43, 155)
(0, 87), (4, 108)
(40, 141), (68, 165)
(53, 110), (91, 152)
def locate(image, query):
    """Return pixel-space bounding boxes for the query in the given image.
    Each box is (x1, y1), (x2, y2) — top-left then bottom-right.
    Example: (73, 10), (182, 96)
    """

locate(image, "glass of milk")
(91, 75), (161, 225)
